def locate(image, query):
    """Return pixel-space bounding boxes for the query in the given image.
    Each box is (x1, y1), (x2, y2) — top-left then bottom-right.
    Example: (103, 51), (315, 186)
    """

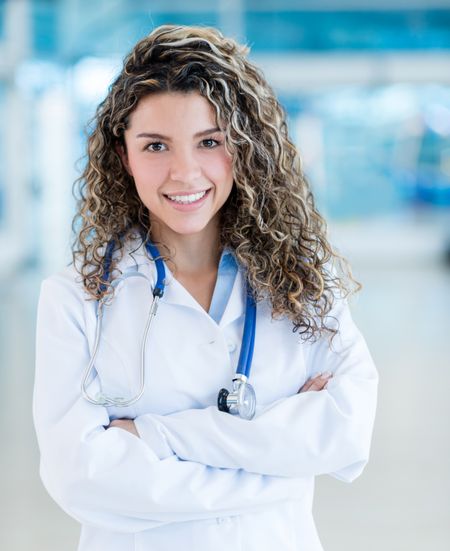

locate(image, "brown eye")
(201, 138), (220, 148)
(146, 142), (166, 152)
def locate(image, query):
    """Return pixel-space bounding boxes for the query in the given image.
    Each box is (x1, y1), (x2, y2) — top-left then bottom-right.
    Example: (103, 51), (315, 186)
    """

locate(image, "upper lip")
(164, 189), (211, 196)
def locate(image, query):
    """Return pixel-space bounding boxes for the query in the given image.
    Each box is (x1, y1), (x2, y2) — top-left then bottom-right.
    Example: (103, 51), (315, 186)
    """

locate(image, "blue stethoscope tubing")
(237, 292), (256, 379)
(81, 239), (257, 419)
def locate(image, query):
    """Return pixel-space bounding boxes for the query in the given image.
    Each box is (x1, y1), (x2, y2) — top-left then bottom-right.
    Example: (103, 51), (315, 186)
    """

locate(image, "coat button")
(227, 341), (236, 352)
(216, 516), (233, 525)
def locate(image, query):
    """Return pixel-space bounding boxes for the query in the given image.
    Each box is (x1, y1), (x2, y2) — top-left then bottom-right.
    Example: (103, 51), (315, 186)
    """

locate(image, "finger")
(307, 379), (328, 391)
(298, 377), (316, 393)
(311, 372), (332, 391)
(298, 374), (322, 393)
(299, 372), (332, 393)
(299, 372), (328, 391)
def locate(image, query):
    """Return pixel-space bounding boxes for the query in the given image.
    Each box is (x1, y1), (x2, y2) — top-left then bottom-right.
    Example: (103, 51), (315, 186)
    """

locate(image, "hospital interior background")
(0, 0), (449, 549)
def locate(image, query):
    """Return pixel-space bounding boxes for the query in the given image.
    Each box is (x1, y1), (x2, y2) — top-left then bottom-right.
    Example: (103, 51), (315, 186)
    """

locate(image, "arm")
(33, 275), (304, 534)
(133, 297), (378, 481)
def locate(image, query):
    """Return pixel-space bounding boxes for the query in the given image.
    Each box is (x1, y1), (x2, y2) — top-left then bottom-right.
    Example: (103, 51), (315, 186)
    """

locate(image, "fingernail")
(320, 371), (332, 379)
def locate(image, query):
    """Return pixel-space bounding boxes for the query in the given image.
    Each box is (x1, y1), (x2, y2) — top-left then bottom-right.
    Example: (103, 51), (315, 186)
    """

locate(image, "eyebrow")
(135, 127), (222, 140)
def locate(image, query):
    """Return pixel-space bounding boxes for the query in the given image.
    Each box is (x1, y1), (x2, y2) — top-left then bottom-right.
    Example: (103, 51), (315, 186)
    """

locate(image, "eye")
(145, 142), (167, 152)
(200, 138), (220, 148)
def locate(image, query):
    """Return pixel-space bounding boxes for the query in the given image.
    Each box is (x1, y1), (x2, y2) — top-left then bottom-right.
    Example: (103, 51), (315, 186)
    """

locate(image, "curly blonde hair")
(72, 24), (360, 341)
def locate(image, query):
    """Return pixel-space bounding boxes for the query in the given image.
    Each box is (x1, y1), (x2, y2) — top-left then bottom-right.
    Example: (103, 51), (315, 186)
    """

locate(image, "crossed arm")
(107, 298), (378, 482)
(109, 371), (332, 436)
(109, 366), (376, 481)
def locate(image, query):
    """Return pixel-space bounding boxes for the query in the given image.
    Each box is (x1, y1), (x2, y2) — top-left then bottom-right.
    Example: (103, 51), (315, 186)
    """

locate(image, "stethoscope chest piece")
(218, 375), (256, 420)
(217, 289), (257, 420)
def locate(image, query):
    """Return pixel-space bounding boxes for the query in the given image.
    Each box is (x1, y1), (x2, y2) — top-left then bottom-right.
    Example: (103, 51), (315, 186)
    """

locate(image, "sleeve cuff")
(134, 415), (175, 460)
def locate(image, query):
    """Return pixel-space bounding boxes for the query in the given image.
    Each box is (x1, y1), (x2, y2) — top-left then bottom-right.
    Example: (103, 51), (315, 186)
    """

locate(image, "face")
(118, 91), (234, 243)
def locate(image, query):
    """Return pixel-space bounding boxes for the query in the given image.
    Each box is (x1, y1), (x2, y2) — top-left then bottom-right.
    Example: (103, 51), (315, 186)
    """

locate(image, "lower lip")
(164, 189), (211, 212)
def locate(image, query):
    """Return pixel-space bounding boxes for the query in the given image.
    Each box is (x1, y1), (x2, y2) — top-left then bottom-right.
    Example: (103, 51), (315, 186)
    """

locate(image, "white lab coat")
(33, 235), (378, 551)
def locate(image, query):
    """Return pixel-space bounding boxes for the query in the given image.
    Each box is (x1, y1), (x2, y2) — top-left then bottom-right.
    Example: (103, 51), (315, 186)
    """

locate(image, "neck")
(150, 218), (222, 276)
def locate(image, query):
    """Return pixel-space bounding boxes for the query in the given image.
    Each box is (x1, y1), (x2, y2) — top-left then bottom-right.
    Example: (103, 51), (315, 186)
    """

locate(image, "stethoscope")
(81, 239), (257, 420)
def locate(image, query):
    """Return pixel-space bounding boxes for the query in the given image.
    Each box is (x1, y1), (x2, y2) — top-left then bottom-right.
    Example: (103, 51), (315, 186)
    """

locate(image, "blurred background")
(0, 0), (449, 549)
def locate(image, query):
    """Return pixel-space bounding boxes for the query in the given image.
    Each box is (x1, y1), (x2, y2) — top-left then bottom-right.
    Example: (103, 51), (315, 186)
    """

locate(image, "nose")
(169, 149), (202, 183)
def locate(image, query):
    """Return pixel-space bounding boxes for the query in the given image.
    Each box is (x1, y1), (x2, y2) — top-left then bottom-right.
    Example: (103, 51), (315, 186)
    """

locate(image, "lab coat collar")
(218, 265), (246, 328)
(117, 234), (246, 328)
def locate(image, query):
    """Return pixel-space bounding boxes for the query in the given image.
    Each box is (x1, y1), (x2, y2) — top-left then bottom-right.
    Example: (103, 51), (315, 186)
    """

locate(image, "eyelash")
(201, 138), (221, 148)
(144, 138), (222, 152)
(145, 142), (166, 152)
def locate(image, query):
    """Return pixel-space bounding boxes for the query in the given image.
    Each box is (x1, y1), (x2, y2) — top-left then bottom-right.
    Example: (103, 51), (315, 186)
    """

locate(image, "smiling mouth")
(164, 189), (211, 205)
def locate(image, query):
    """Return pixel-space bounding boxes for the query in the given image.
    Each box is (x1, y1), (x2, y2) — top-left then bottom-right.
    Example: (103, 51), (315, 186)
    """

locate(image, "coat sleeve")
(134, 296), (378, 481)
(32, 274), (304, 534)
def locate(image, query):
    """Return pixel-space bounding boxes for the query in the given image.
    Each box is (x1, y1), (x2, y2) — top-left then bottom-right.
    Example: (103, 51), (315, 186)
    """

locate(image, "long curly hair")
(72, 24), (360, 341)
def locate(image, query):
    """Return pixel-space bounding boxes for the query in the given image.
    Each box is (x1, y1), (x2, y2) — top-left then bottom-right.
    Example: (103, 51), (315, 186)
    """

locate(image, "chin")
(167, 222), (211, 236)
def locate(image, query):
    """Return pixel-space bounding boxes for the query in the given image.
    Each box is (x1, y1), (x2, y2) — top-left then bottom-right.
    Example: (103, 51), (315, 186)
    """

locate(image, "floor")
(0, 215), (449, 550)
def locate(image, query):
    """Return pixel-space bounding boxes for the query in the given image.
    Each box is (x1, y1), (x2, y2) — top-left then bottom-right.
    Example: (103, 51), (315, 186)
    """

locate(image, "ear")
(115, 142), (133, 176)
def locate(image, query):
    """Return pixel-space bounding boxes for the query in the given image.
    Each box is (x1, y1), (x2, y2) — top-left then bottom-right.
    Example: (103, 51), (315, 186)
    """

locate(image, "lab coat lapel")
(117, 240), (207, 314)
(118, 237), (246, 322)
(137, 254), (206, 314)
(161, 273), (208, 314)
(161, 262), (247, 322)
(219, 266), (246, 328)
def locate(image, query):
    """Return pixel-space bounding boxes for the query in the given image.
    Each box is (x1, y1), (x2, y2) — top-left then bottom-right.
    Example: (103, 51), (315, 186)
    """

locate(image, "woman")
(33, 25), (378, 551)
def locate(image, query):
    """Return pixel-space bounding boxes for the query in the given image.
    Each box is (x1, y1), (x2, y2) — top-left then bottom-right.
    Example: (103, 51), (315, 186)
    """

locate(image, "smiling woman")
(33, 24), (378, 551)
(116, 92), (234, 256)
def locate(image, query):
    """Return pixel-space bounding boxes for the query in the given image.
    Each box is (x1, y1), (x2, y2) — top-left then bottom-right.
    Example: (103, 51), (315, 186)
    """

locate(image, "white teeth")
(166, 190), (207, 204)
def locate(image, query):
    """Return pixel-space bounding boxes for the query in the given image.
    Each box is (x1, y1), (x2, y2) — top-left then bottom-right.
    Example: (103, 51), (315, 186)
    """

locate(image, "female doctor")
(33, 25), (378, 551)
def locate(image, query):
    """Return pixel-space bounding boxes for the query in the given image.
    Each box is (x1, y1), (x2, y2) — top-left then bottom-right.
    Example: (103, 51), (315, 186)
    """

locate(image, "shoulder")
(41, 231), (149, 299)
(301, 292), (371, 364)
(40, 263), (85, 297)
(37, 265), (90, 331)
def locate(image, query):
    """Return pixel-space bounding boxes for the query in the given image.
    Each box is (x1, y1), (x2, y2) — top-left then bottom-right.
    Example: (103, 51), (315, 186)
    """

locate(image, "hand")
(298, 372), (333, 393)
(107, 418), (140, 437)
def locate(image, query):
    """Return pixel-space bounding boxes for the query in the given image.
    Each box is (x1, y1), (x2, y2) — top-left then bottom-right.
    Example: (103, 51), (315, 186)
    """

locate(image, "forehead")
(126, 91), (218, 131)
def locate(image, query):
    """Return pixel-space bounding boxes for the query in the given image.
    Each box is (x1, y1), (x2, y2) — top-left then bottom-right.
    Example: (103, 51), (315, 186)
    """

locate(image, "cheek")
(131, 158), (168, 188)
(204, 152), (233, 185)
